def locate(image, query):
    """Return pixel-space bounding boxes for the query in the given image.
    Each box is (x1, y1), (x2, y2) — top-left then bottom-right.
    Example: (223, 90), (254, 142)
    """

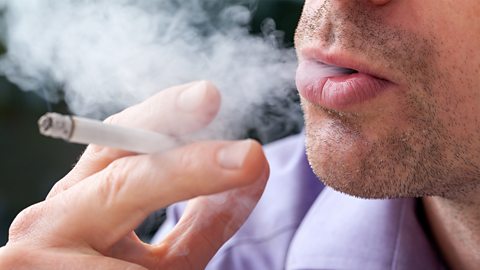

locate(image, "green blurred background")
(0, 0), (304, 245)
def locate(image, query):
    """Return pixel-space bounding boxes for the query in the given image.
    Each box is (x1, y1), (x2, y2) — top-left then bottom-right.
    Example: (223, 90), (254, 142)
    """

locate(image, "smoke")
(0, 0), (302, 142)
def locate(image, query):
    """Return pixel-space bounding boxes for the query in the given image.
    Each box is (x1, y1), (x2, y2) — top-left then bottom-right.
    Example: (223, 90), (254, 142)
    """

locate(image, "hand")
(0, 81), (270, 270)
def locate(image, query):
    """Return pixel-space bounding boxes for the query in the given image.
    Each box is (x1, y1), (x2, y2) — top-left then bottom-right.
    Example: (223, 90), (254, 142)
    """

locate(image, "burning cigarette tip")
(37, 112), (179, 154)
(38, 113), (73, 140)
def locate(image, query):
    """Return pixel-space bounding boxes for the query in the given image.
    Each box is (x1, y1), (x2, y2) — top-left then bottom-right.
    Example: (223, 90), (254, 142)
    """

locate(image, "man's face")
(295, 0), (480, 199)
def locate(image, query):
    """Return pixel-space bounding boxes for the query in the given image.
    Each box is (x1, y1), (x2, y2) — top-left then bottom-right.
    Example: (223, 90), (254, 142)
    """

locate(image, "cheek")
(427, 1), (480, 103)
(435, 80), (480, 145)
(429, 40), (480, 143)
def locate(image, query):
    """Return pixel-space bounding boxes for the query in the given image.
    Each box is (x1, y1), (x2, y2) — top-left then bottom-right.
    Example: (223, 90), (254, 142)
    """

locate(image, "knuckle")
(98, 158), (132, 206)
(175, 147), (202, 173)
(9, 203), (44, 241)
(47, 181), (67, 198)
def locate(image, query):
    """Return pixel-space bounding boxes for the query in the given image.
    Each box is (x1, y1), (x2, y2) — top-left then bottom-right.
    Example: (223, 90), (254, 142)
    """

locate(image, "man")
(1, 0), (479, 269)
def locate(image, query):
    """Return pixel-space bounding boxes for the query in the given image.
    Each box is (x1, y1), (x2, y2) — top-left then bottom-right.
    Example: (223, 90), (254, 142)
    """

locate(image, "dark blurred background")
(0, 0), (304, 245)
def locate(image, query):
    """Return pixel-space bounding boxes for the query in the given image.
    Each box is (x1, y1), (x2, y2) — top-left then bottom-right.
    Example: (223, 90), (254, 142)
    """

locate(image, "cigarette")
(38, 113), (179, 154)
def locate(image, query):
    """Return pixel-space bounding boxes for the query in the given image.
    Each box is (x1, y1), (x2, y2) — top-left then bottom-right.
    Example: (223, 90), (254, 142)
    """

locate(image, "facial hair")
(295, 0), (480, 199)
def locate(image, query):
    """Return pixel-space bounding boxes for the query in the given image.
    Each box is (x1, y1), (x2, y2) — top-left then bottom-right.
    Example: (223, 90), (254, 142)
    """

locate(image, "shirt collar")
(286, 186), (446, 269)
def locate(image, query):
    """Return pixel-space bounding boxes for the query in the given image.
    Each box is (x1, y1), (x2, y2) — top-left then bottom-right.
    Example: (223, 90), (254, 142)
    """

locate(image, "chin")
(303, 103), (435, 199)
(305, 137), (422, 199)
(305, 133), (391, 199)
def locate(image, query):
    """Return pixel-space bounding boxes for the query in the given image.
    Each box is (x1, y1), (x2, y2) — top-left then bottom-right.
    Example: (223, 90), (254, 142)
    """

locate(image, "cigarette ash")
(38, 113), (73, 140)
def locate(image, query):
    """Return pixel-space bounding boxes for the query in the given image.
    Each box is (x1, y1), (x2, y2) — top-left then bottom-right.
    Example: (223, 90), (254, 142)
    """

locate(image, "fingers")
(47, 140), (268, 252)
(117, 181), (270, 270)
(145, 168), (269, 270)
(0, 246), (147, 270)
(108, 162), (269, 269)
(47, 80), (221, 199)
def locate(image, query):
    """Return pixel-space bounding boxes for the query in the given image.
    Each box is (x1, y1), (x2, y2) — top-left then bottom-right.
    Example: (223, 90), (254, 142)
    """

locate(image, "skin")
(0, 1), (478, 269)
(295, 0), (480, 269)
(0, 81), (270, 269)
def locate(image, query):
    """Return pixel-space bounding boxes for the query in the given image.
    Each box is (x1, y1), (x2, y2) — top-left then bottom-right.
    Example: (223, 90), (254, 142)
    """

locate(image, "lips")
(296, 59), (393, 110)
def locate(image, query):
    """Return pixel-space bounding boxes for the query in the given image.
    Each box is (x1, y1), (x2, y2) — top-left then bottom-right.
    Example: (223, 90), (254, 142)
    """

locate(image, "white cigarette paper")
(38, 113), (178, 154)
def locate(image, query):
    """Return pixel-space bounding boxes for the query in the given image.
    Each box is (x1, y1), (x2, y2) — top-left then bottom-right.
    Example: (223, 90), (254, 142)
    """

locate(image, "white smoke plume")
(0, 0), (302, 142)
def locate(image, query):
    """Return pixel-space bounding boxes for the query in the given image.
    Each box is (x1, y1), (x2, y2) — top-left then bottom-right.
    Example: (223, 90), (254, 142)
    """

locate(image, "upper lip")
(298, 47), (393, 82)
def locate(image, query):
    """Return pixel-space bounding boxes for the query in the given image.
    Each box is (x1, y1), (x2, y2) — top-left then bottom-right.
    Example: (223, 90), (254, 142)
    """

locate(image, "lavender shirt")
(152, 133), (446, 269)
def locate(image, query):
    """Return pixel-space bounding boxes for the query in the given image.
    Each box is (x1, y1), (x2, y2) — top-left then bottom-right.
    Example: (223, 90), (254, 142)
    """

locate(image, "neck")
(423, 188), (480, 270)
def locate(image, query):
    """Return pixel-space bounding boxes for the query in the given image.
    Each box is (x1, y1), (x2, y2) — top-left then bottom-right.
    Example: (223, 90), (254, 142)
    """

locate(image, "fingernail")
(217, 140), (252, 170)
(177, 81), (208, 112)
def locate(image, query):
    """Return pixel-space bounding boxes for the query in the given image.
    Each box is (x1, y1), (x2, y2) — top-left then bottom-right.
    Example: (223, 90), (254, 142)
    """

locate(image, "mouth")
(296, 53), (394, 110)
(331, 65), (359, 75)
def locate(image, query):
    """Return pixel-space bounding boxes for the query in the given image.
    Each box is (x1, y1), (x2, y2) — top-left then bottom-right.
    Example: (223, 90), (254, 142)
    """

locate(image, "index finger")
(47, 81), (221, 198)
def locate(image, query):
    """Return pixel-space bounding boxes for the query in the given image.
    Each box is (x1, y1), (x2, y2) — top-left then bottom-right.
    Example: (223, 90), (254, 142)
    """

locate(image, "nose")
(369, 0), (393, 6)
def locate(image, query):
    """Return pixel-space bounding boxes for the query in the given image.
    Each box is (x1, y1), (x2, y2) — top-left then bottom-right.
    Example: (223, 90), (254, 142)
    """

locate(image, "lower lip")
(296, 61), (392, 110)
